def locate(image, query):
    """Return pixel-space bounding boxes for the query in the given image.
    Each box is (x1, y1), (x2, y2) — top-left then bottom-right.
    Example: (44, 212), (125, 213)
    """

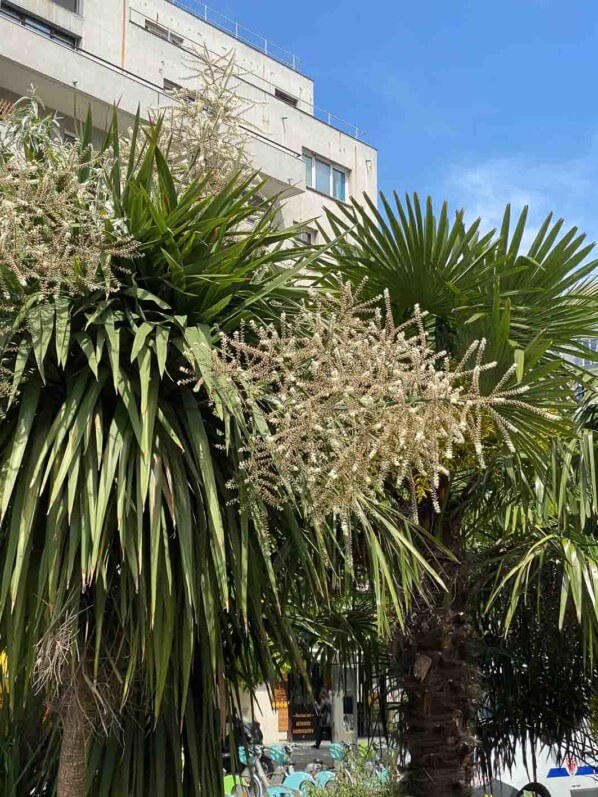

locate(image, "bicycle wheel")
(516, 786), (551, 797)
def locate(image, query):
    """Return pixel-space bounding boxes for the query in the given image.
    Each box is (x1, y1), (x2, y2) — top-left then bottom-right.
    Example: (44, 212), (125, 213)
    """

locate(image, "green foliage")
(312, 782), (401, 797)
(0, 103), (325, 795)
(476, 567), (598, 780)
(310, 749), (403, 797)
(323, 192), (598, 781)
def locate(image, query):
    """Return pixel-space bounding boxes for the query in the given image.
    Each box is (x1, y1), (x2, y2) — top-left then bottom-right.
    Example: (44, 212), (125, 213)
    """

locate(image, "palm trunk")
(57, 691), (91, 797)
(403, 553), (477, 797)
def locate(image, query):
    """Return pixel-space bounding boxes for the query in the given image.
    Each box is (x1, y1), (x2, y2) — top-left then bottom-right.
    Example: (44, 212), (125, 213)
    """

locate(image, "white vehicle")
(473, 745), (598, 797)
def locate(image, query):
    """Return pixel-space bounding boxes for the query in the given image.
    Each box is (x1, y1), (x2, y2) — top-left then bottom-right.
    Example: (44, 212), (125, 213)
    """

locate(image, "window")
(25, 17), (53, 36)
(0, 3), (19, 21)
(145, 18), (184, 46)
(332, 168), (346, 201)
(275, 88), (298, 107)
(50, 0), (78, 12)
(303, 154), (313, 187)
(576, 337), (598, 368)
(145, 19), (169, 40)
(0, 2), (78, 47)
(53, 28), (77, 46)
(296, 229), (315, 245)
(164, 78), (182, 93)
(315, 159), (330, 194)
(302, 151), (348, 201)
(164, 78), (194, 103)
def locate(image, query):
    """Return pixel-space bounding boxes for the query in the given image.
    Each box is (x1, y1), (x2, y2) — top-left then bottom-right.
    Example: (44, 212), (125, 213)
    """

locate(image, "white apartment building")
(0, 0), (377, 236)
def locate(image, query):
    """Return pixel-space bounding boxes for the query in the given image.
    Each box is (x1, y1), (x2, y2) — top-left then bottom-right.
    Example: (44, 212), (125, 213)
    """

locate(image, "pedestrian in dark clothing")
(312, 688), (332, 749)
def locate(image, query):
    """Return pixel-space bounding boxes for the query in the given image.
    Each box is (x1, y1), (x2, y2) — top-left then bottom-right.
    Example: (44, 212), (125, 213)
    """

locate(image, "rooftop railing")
(167, 0), (302, 72)
(140, 6), (368, 140)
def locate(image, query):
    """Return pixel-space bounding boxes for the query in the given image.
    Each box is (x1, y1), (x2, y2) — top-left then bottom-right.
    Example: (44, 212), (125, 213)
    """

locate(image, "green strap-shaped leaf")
(90, 409), (126, 577)
(130, 322), (153, 363)
(74, 331), (99, 379)
(149, 452), (163, 626)
(167, 449), (196, 614)
(115, 370), (142, 447)
(47, 374), (106, 508)
(122, 287), (171, 310)
(54, 295), (71, 368)
(104, 311), (121, 392)
(0, 378), (41, 523)
(38, 373), (90, 494)
(183, 325), (217, 409)
(138, 348), (159, 508)
(29, 303), (54, 380)
(155, 326), (169, 377)
(0, 400), (47, 615)
(182, 393), (228, 609)
(7, 339), (31, 408)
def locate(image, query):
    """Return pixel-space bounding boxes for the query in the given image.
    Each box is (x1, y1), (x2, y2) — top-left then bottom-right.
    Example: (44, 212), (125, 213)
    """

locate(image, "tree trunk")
(403, 556), (477, 797)
(57, 691), (91, 797)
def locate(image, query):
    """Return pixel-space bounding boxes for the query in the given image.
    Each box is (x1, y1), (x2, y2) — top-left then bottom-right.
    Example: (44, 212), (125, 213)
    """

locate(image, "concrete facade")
(0, 0), (377, 234)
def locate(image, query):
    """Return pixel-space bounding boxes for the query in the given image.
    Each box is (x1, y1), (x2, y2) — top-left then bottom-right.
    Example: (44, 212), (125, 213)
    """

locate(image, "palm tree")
(325, 193), (598, 796)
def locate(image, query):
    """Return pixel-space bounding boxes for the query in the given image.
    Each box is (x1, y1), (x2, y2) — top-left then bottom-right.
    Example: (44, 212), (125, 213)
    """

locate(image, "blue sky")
(214, 0), (598, 245)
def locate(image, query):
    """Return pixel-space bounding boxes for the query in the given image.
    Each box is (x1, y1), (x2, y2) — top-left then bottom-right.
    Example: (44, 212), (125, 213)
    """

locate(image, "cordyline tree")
(321, 194), (598, 796)
(0, 96), (319, 795)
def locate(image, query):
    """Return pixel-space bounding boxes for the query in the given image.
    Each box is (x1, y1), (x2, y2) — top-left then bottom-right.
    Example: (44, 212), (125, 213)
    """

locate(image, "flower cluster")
(0, 99), (136, 300)
(137, 46), (252, 194)
(211, 282), (554, 522)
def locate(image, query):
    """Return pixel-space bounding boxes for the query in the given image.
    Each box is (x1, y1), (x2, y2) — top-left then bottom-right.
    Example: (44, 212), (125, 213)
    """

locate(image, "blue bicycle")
(238, 743), (315, 795)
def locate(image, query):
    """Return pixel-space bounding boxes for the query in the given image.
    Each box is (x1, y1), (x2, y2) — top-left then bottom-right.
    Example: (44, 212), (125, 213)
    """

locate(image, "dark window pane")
(333, 168), (346, 201)
(275, 88), (298, 107)
(297, 230), (313, 244)
(302, 154), (313, 188)
(25, 17), (52, 36)
(52, 29), (77, 47)
(315, 159), (330, 194)
(50, 0), (78, 11)
(145, 19), (169, 40)
(0, 5), (22, 22)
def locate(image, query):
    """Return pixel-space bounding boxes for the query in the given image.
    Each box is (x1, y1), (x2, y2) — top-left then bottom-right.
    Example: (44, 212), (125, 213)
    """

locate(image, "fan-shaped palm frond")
(324, 191), (598, 796)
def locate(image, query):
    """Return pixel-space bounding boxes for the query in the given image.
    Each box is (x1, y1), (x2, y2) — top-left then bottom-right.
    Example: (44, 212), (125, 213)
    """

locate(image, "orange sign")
(274, 680), (289, 734)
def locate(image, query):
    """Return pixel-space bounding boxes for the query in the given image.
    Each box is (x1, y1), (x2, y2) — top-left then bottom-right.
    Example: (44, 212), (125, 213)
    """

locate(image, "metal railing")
(137, 7), (367, 141)
(312, 107), (366, 141)
(167, 0), (302, 72)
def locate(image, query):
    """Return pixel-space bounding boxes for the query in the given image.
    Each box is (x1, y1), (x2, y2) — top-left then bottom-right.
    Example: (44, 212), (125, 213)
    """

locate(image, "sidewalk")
(292, 740), (333, 770)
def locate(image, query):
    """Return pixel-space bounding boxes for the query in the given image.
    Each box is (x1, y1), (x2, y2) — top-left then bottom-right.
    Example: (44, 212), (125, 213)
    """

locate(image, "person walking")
(312, 687), (332, 749)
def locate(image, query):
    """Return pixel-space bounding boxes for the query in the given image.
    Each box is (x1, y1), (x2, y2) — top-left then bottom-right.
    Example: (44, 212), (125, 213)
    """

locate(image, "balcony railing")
(167, 0), (302, 72)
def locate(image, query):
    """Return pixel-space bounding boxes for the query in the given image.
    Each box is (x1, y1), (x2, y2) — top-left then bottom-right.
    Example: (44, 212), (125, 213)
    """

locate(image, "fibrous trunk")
(403, 558), (477, 797)
(57, 690), (91, 797)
